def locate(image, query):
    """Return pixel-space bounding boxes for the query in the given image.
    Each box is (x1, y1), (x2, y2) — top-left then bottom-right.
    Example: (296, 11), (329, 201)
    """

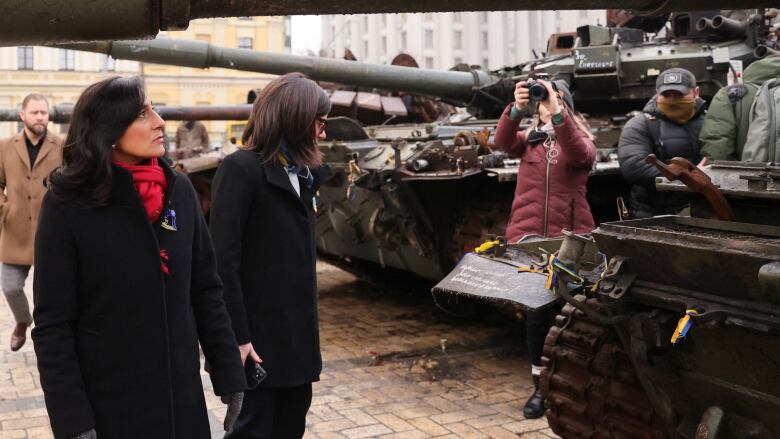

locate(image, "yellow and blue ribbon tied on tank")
(671, 309), (699, 345)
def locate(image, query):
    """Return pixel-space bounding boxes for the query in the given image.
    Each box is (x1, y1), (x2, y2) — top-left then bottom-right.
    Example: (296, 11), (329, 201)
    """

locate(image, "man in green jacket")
(700, 55), (780, 161)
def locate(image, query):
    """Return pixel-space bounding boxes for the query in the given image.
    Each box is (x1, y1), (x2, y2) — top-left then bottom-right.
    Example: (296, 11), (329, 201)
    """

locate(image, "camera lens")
(528, 82), (548, 101)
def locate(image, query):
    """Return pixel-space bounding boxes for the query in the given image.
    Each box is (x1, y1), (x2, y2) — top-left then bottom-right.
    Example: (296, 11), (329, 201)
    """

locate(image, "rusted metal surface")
(541, 296), (668, 439)
(0, 105), (251, 124)
(594, 216), (780, 306)
(645, 155), (734, 221)
(658, 161), (780, 200)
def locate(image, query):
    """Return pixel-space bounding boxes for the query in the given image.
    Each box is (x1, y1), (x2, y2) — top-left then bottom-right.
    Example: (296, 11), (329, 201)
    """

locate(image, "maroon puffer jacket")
(493, 105), (597, 242)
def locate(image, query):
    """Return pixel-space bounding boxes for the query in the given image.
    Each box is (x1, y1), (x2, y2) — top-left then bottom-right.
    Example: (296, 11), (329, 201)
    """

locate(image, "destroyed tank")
(56, 9), (774, 281)
(435, 159), (780, 438)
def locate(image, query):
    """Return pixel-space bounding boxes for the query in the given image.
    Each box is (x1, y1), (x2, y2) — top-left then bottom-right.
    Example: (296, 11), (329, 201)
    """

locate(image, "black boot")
(523, 374), (545, 419)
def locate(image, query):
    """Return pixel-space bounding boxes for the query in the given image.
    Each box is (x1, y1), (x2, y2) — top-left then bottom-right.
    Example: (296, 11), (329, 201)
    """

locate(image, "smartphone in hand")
(245, 359), (266, 389)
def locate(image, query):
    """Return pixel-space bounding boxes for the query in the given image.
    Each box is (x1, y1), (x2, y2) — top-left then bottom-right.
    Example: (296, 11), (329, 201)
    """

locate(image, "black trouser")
(526, 306), (557, 367)
(225, 383), (313, 439)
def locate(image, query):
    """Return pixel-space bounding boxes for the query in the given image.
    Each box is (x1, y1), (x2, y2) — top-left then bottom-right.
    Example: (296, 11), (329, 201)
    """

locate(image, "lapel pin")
(162, 208), (178, 231)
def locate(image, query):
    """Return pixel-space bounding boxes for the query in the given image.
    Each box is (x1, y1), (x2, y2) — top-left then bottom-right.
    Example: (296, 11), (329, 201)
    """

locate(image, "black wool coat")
(210, 149), (325, 388)
(32, 161), (246, 439)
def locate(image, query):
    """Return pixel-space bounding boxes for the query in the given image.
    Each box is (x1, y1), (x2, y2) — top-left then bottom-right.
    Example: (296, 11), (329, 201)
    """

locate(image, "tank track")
(540, 295), (668, 439)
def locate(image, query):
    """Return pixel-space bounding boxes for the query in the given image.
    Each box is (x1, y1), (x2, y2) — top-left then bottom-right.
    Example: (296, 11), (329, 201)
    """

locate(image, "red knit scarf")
(113, 157), (168, 223)
(113, 157), (170, 275)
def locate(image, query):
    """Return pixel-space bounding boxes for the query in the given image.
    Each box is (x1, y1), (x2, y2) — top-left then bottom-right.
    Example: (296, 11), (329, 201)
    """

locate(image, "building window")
(481, 32), (489, 50)
(555, 10), (561, 19)
(454, 30), (463, 50)
(480, 12), (488, 23)
(381, 36), (387, 55)
(453, 12), (462, 22)
(425, 29), (434, 49)
(400, 13), (407, 24)
(238, 37), (253, 50)
(58, 49), (75, 71)
(401, 31), (407, 50)
(382, 15), (387, 27)
(425, 57), (434, 69)
(17, 47), (33, 70)
(363, 16), (368, 29)
(454, 57), (463, 65)
(363, 40), (369, 57)
(424, 13), (433, 21)
(579, 10), (588, 18)
(483, 58), (489, 69)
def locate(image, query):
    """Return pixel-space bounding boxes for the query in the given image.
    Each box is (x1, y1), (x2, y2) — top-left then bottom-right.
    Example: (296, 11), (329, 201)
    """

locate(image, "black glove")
(70, 429), (97, 439)
(222, 392), (244, 431)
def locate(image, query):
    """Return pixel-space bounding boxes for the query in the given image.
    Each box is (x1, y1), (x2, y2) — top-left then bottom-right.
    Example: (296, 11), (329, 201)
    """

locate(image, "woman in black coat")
(210, 72), (331, 438)
(32, 76), (246, 439)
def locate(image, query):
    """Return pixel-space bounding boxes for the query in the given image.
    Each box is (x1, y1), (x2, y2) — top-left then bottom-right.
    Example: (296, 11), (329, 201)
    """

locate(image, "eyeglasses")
(315, 117), (328, 134)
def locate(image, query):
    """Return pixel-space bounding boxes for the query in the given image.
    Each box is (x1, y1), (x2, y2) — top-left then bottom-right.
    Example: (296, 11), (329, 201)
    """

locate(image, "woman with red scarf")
(32, 76), (246, 439)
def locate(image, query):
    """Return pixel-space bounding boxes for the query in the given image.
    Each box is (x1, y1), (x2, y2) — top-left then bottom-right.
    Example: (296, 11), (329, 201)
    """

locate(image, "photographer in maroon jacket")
(493, 77), (597, 419)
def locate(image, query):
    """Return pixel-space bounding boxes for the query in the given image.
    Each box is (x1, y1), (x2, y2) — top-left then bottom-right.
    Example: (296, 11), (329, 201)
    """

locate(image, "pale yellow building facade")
(0, 16), (288, 144)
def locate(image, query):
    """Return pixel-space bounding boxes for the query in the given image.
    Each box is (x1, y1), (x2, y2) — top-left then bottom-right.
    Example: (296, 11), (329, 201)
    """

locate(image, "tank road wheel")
(540, 295), (668, 439)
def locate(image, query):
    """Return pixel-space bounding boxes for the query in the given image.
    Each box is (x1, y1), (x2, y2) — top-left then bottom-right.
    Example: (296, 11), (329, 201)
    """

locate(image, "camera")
(523, 74), (557, 102)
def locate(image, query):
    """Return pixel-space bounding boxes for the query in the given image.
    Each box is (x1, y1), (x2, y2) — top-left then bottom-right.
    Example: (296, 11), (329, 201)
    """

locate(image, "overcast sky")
(291, 16), (322, 56)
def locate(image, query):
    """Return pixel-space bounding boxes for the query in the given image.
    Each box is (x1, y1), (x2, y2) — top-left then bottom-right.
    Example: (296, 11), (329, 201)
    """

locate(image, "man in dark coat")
(32, 160), (246, 438)
(618, 68), (706, 218)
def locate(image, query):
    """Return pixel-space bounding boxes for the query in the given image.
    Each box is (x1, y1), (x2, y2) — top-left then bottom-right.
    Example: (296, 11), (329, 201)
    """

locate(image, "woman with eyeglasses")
(492, 78), (597, 420)
(32, 76), (246, 439)
(210, 72), (331, 438)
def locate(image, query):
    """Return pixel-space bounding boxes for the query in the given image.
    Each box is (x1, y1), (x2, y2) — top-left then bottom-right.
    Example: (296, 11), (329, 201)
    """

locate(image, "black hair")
(49, 76), (146, 204)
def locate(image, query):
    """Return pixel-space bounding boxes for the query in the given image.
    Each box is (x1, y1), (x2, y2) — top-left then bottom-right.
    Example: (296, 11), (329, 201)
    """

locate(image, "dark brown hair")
(242, 73), (331, 167)
(49, 76), (146, 204)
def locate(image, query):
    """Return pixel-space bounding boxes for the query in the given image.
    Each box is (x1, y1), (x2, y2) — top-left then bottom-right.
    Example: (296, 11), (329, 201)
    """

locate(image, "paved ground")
(0, 262), (559, 438)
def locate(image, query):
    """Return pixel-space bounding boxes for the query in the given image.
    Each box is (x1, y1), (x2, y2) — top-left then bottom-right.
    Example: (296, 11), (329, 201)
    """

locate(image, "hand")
(238, 342), (262, 365)
(538, 80), (562, 116)
(222, 392), (244, 431)
(697, 157), (708, 170)
(513, 81), (530, 111)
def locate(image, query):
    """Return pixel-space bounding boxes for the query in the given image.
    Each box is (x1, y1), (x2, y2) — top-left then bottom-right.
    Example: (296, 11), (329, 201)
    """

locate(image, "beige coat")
(0, 131), (63, 265)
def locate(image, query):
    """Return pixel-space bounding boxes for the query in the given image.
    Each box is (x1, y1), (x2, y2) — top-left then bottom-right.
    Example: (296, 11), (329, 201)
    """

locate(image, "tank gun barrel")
(58, 37), (499, 107)
(0, 104), (252, 124)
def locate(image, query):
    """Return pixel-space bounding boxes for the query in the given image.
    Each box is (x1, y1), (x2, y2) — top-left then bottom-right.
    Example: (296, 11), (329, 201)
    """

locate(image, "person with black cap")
(618, 67), (707, 218)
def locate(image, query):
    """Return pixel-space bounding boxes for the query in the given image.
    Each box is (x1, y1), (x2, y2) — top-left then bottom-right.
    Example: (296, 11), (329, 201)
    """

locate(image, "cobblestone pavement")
(0, 262), (559, 438)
